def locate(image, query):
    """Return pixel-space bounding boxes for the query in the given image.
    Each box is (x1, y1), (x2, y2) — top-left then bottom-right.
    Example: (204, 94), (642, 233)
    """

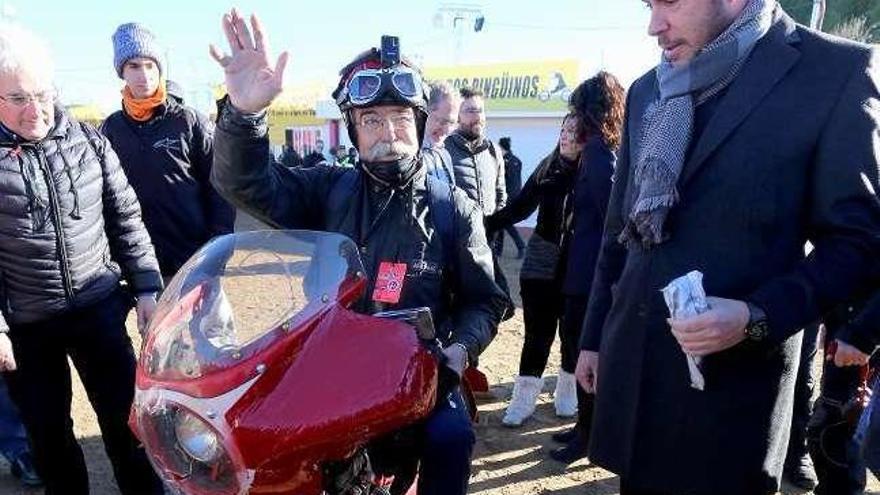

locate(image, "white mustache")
(363, 140), (414, 161)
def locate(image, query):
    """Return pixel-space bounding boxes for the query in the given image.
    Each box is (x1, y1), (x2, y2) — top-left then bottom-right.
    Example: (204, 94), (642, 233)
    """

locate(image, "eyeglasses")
(430, 115), (456, 126)
(357, 113), (415, 132)
(0, 90), (56, 107)
(461, 107), (484, 115)
(343, 67), (423, 107)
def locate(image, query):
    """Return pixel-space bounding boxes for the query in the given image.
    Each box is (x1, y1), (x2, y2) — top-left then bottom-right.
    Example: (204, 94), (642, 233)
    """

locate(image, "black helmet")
(332, 36), (429, 145)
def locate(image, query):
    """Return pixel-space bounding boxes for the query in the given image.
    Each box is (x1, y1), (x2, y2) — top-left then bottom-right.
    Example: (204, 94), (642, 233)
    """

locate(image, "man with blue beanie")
(102, 23), (235, 282)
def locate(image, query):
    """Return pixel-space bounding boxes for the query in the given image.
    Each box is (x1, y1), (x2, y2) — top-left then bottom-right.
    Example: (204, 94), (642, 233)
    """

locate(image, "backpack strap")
(80, 122), (105, 163)
(487, 140), (498, 161)
(422, 147), (456, 186)
(425, 175), (456, 268)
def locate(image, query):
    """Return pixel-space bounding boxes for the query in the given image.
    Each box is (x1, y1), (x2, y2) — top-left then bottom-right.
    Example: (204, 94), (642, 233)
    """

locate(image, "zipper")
(33, 143), (75, 303)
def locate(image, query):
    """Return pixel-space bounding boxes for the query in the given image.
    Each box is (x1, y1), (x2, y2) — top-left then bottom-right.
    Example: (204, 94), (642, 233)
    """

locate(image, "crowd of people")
(0, 0), (876, 494)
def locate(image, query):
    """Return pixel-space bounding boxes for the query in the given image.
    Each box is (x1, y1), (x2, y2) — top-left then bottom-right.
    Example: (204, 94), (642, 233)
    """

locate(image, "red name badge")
(372, 262), (408, 304)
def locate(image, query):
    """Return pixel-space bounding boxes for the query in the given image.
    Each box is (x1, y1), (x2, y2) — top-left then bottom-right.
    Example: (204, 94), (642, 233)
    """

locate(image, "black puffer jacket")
(211, 104), (511, 362)
(102, 98), (235, 276)
(445, 131), (506, 216)
(0, 107), (161, 329)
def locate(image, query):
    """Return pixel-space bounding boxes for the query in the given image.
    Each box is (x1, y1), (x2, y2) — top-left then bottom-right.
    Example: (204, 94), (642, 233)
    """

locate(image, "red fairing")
(230, 306), (438, 491)
(131, 231), (440, 495)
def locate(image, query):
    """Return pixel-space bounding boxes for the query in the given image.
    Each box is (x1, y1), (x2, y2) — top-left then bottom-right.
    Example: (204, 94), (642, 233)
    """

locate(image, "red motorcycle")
(130, 230), (467, 495)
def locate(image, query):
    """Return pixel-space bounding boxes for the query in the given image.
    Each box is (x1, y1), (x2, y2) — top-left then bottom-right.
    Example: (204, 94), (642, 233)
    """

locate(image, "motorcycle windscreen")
(142, 230), (365, 382)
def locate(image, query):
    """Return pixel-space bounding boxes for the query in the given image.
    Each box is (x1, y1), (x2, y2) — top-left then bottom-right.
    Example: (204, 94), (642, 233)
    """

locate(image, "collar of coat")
(449, 130), (490, 154)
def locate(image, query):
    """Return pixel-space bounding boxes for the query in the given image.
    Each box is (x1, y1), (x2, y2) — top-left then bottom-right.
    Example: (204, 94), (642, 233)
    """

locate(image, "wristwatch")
(744, 302), (769, 342)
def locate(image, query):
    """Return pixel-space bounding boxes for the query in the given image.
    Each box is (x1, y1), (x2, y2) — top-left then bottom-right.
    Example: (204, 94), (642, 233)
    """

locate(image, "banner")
(423, 59), (579, 112)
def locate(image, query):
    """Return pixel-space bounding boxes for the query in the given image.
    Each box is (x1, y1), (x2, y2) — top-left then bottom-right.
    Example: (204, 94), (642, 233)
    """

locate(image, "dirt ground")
(0, 218), (877, 494)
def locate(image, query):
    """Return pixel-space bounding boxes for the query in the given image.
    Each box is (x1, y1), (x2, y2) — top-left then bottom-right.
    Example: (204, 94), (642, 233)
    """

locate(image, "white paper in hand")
(661, 271), (709, 391)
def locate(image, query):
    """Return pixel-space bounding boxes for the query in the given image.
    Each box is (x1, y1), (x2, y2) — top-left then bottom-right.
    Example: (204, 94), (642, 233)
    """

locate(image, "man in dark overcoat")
(575, 1), (880, 493)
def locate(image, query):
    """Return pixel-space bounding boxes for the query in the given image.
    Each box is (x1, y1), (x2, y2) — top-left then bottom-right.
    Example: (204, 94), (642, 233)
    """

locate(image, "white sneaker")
(502, 376), (544, 427)
(554, 371), (578, 418)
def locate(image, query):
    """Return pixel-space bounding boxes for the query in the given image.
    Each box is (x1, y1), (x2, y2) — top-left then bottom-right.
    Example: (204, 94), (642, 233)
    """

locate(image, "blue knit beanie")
(112, 23), (163, 78)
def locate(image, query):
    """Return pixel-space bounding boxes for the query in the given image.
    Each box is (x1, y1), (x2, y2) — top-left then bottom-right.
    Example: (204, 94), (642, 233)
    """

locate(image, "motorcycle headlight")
(174, 409), (222, 463)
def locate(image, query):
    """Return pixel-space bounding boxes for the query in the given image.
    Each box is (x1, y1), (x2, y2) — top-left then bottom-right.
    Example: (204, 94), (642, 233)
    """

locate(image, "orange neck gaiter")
(122, 79), (166, 122)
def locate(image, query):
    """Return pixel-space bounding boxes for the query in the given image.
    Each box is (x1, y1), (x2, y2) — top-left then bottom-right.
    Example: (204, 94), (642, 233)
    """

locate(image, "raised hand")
(209, 9), (289, 113)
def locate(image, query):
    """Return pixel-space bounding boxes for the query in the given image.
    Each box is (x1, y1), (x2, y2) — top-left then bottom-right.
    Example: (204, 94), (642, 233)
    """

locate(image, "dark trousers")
(492, 227), (525, 256)
(519, 278), (566, 377)
(3, 290), (163, 495)
(562, 295), (595, 439)
(417, 388), (475, 495)
(371, 387), (475, 495)
(0, 375), (29, 461)
(787, 324), (820, 466)
(808, 360), (867, 495)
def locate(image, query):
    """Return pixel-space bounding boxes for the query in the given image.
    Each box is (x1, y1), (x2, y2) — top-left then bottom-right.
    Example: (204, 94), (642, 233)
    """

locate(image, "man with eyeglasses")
(209, 10), (511, 495)
(0, 23), (164, 495)
(101, 22), (235, 283)
(421, 81), (459, 185)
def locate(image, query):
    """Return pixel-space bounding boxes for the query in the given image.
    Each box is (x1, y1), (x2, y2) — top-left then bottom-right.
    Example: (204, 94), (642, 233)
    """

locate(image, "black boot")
(784, 452), (818, 491)
(551, 426), (579, 444)
(549, 433), (589, 464)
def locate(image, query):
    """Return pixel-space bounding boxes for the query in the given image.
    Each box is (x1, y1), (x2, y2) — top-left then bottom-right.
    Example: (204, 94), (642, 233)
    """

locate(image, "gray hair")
(0, 23), (54, 83)
(427, 81), (460, 111)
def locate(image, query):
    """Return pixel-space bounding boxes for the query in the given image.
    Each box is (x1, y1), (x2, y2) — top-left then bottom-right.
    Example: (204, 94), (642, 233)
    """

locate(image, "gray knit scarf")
(619, 0), (776, 249)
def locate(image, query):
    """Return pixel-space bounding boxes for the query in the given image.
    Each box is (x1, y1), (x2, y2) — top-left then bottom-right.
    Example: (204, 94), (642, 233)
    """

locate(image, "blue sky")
(7, 0), (659, 114)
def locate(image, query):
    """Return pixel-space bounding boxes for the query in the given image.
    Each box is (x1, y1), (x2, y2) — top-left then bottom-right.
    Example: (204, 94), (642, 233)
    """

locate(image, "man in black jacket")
(208, 11), (510, 495)
(102, 23), (235, 280)
(0, 23), (164, 495)
(495, 137), (525, 258)
(280, 144), (303, 168)
(445, 87), (506, 217)
(302, 138), (327, 167)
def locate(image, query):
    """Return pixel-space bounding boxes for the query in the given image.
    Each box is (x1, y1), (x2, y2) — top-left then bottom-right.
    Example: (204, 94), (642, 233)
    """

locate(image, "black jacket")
(580, 13), (880, 494)
(302, 151), (325, 168)
(445, 131), (506, 216)
(503, 151), (523, 198)
(0, 107), (161, 329)
(487, 149), (578, 283)
(211, 104), (510, 361)
(561, 137), (614, 296)
(101, 99), (235, 277)
(487, 147), (577, 248)
(280, 148), (303, 168)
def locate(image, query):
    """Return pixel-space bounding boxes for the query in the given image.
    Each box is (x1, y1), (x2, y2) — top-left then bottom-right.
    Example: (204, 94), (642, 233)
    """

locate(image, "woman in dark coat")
(488, 113), (584, 427)
(549, 72), (625, 463)
(489, 72), (625, 430)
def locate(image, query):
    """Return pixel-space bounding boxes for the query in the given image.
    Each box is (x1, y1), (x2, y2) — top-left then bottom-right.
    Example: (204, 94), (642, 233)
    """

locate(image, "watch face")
(746, 320), (769, 341)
